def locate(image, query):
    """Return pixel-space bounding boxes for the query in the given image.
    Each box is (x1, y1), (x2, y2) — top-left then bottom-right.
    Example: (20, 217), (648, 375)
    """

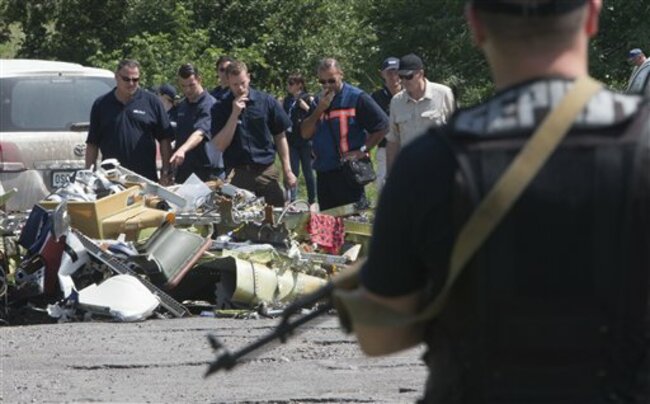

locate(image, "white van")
(0, 59), (114, 211)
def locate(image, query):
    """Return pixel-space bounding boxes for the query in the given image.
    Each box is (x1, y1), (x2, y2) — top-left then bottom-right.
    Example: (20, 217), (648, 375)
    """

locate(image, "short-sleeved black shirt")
(360, 78), (647, 297)
(210, 87), (291, 168)
(360, 78), (650, 401)
(210, 86), (230, 102)
(282, 91), (312, 148)
(87, 88), (174, 181)
(361, 130), (457, 296)
(370, 86), (394, 148)
(175, 90), (221, 169)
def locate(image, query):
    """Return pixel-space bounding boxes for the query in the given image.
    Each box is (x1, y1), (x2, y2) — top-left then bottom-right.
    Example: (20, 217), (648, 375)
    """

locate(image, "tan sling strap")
(334, 76), (603, 327)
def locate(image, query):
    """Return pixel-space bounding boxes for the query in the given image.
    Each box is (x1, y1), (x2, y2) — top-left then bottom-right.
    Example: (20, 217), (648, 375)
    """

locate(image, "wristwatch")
(360, 145), (368, 153)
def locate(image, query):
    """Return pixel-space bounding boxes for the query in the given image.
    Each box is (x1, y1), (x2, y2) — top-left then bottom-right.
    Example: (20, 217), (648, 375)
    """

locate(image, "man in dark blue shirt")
(155, 83), (178, 130)
(211, 61), (296, 207)
(86, 59), (174, 184)
(210, 55), (234, 103)
(370, 57), (401, 197)
(170, 63), (223, 183)
(301, 58), (389, 210)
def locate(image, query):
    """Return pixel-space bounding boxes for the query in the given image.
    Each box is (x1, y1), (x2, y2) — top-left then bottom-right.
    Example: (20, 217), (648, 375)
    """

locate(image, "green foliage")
(364, 0), (492, 105)
(185, 0), (377, 95)
(590, 2), (650, 91)
(88, 2), (225, 90)
(1, 0), (647, 104)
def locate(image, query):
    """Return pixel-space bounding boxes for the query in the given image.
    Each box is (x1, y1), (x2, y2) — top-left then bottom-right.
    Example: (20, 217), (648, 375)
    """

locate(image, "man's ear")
(465, 3), (486, 47)
(585, 0), (602, 38)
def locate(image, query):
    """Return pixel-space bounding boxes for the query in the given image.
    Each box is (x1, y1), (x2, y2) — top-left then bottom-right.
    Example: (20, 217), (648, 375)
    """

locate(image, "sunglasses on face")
(318, 78), (337, 85)
(399, 73), (415, 81)
(120, 75), (140, 83)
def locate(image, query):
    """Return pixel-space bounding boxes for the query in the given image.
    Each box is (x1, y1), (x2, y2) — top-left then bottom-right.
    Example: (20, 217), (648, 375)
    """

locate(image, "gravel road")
(1, 316), (427, 403)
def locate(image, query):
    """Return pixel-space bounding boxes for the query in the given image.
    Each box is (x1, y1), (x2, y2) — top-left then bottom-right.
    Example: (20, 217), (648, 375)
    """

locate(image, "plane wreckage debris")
(0, 159), (374, 325)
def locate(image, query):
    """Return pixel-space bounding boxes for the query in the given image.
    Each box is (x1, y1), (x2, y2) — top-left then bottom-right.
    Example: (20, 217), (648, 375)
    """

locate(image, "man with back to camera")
(370, 57), (401, 196)
(300, 58), (389, 210)
(86, 59), (174, 185)
(210, 61), (296, 207)
(344, 0), (650, 402)
(385, 53), (455, 173)
(169, 63), (224, 183)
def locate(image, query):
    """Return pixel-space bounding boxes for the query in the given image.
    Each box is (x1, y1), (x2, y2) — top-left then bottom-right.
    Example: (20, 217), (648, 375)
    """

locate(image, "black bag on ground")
(341, 156), (376, 186)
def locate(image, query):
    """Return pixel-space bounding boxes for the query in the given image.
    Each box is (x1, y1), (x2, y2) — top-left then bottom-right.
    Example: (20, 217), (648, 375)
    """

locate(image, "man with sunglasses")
(210, 55), (234, 103)
(301, 58), (388, 210)
(169, 63), (224, 184)
(344, 0), (650, 402)
(86, 59), (174, 185)
(385, 53), (454, 173)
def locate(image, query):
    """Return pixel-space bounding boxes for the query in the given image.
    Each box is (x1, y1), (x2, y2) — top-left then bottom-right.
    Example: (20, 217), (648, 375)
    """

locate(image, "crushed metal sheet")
(76, 274), (159, 321)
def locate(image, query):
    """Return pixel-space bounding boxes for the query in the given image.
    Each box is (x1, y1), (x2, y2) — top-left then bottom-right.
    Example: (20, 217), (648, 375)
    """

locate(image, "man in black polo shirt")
(210, 55), (234, 103)
(86, 59), (174, 184)
(170, 63), (223, 183)
(211, 61), (296, 207)
(370, 57), (401, 196)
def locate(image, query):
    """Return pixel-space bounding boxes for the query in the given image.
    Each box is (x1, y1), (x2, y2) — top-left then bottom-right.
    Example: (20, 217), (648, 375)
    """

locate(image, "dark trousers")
(229, 163), (285, 207)
(289, 143), (316, 204)
(316, 167), (366, 211)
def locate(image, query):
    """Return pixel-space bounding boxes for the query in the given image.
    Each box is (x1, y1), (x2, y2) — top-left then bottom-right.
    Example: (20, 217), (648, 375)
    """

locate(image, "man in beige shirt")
(385, 54), (455, 172)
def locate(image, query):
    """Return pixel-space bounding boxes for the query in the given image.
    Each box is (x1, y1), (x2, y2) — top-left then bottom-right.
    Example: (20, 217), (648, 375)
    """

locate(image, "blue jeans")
(289, 142), (316, 204)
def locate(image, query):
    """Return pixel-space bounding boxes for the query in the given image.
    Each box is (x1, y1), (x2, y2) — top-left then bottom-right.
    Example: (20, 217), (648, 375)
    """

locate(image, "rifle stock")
(204, 259), (363, 377)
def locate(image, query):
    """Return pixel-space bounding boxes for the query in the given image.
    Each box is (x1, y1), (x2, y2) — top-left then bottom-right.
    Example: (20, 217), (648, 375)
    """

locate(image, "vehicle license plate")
(51, 170), (76, 188)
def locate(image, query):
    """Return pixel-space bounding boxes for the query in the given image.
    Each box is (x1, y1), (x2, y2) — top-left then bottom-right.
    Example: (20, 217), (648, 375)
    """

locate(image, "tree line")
(1, 0), (648, 105)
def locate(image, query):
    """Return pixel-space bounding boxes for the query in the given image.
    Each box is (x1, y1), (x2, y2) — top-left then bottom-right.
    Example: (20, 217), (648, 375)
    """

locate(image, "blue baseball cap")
(381, 57), (399, 72)
(628, 48), (643, 60)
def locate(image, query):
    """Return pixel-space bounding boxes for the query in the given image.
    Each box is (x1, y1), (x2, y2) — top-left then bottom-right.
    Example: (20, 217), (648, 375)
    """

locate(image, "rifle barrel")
(204, 303), (333, 377)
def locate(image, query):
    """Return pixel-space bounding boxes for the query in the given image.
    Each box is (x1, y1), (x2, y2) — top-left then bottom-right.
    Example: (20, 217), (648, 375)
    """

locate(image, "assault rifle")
(204, 265), (360, 377)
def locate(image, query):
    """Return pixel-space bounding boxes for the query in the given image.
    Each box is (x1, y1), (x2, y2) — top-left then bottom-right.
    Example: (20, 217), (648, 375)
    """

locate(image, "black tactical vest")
(422, 81), (650, 403)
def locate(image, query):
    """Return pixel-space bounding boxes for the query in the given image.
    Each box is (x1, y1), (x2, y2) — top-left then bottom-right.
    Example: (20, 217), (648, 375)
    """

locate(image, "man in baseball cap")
(626, 47), (650, 93)
(370, 57), (401, 197)
(386, 53), (454, 171)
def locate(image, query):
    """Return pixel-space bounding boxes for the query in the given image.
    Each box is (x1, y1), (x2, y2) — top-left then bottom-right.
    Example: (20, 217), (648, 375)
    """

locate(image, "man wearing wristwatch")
(301, 58), (388, 210)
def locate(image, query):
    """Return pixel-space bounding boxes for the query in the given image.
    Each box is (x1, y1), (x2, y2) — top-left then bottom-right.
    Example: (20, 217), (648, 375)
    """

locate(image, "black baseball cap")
(157, 83), (177, 100)
(397, 54), (424, 75)
(471, 0), (588, 16)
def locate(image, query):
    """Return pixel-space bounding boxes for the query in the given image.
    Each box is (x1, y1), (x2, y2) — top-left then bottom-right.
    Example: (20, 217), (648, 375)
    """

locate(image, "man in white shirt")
(626, 48), (650, 94)
(385, 53), (455, 172)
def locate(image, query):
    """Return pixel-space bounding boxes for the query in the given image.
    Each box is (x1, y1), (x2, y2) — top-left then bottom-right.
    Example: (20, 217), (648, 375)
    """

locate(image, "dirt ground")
(1, 315), (427, 403)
